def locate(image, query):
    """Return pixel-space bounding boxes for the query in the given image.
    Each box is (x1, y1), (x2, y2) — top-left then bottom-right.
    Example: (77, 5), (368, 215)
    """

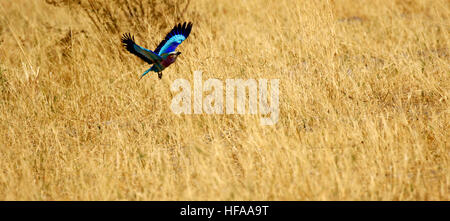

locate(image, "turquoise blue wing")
(121, 33), (162, 64)
(154, 22), (193, 56)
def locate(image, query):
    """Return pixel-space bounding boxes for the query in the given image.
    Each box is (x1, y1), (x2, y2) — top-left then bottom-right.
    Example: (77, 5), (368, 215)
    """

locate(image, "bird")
(121, 22), (193, 80)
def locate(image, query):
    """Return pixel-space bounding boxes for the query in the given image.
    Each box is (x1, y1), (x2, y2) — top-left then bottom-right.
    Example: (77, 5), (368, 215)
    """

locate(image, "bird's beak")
(177, 52), (181, 55)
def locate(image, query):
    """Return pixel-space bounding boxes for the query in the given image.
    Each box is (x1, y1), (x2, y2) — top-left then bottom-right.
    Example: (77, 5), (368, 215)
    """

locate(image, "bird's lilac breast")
(161, 56), (177, 67)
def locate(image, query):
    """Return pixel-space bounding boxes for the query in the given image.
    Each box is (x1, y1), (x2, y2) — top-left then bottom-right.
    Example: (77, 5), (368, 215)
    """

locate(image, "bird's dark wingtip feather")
(121, 33), (137, 53)
(121, 33), (135, 46)
(121, 33), (156, 65)
(186, 22), (193, 37)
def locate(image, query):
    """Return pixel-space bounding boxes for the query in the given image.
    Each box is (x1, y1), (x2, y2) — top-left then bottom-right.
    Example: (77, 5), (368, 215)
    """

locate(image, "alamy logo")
(170, 71), (279, 125)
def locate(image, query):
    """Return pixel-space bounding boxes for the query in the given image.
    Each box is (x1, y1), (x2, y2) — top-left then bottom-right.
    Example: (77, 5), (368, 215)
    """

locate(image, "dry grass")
(0, 0), (448, 200)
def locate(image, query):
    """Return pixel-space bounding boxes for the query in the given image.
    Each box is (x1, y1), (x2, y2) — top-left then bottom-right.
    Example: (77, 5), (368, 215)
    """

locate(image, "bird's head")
(168, 51), (181, 57)
(162, 51), (181, 61)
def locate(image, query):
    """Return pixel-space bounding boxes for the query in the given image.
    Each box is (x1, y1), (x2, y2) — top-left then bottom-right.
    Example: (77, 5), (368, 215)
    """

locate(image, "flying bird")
(121, 22), (193, 79)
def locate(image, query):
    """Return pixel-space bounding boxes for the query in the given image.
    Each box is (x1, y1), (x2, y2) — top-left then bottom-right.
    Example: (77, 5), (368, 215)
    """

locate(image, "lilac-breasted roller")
(121, 22), (193, 79)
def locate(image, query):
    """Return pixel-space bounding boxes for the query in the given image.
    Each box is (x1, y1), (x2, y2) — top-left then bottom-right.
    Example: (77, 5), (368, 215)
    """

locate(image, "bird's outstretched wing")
(121, 33), (162, 64)
(154, 22), (193, 56)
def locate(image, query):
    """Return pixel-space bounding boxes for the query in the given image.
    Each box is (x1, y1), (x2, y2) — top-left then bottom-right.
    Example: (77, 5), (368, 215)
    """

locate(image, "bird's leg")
(158, 72), (162, 79)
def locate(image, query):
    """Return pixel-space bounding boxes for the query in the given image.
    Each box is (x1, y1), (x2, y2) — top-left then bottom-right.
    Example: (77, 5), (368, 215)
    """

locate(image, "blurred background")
(0, 0), (448, 200)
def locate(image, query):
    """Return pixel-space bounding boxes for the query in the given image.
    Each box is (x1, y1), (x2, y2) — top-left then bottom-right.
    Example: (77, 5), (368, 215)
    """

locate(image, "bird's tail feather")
(139, 68), (152, 80)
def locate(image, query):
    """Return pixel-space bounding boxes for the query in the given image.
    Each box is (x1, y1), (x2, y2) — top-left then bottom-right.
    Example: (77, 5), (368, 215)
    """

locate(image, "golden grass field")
(0, 0), (448, 200)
